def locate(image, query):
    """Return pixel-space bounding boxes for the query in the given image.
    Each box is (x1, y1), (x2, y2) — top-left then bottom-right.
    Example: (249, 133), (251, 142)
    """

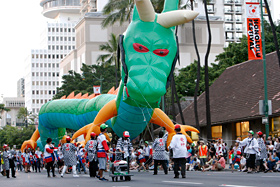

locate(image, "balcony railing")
(225, 9), (234, 13)
(43, 0), (81, 10)
(225, 18), (234, 22)
(224, 0), (234, 4)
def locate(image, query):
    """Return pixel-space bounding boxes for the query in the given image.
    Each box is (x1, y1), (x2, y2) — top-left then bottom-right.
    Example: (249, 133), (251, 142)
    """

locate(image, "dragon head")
(121, 0), (198, 108)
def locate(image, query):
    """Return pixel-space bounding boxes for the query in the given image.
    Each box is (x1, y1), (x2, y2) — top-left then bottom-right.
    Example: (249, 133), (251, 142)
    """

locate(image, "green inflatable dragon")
(21, 0), (199, 151)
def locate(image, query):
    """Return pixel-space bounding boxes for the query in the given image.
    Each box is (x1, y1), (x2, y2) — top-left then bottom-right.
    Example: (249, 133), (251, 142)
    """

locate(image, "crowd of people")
(1, 126), (280, 181)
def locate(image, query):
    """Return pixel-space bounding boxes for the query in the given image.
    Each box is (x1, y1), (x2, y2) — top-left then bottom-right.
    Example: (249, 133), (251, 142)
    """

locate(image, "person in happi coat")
(44, 138), (56, 177)
(152, 131), (168, 175)
(85, 132), (98, 178)
(61, 136), (79, 178)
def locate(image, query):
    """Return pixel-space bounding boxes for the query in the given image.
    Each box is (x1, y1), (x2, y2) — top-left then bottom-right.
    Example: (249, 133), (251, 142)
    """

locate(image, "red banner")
(246, 2), (263, 60)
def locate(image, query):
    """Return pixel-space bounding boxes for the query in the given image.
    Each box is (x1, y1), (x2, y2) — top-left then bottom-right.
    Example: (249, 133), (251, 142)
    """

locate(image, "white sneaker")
(73, 174), (79, 177)
(61, 174), (63, 178)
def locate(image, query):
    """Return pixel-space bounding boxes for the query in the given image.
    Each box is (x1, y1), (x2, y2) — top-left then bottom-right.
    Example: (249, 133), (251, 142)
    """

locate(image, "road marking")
(261, 176), (279, 178)
(162, 181), (203, 185)
(219, 185), (257, 187)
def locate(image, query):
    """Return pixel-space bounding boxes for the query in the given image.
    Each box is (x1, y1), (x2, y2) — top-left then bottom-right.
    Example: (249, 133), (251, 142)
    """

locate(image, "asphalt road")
(1, 169), (279, 187)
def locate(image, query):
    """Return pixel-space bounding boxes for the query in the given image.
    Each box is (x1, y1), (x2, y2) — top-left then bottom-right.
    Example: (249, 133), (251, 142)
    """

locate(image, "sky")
(0, 0), (48, 99)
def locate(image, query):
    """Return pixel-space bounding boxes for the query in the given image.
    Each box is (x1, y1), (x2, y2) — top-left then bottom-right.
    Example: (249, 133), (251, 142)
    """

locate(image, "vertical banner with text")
(93, 85), (101, 94)
(246, 2), (263, 60)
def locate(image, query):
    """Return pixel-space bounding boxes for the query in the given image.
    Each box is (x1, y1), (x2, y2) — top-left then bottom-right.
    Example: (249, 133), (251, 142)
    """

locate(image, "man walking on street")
(85, 132), (98, 178)
(61, 136), (79, 178)
(169, 125), (187, 178)
(198, 140), (208, 172)
(97, 124), (111, 181)
(153, 131), (168, 175)
(237, 130), (259, 173)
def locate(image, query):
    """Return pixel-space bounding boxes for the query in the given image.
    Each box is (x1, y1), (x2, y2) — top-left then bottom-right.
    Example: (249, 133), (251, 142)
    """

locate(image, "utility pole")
(260, 0), (270, 138)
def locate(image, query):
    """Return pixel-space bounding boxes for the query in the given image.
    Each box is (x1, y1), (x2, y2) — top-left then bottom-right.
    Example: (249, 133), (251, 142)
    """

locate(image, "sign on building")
(246, 2), (263, 60)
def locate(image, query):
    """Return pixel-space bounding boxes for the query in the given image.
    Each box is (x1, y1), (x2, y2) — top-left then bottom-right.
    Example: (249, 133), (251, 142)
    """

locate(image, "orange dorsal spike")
(60, 95), (66, 99)
(88, 93), (96, 99)
(107, 87), (115, 94)
(66, 92), (75, 99)
(112, 87), (119, 95)
(81, 93), (89, 99)
(74, 93), (82, 99)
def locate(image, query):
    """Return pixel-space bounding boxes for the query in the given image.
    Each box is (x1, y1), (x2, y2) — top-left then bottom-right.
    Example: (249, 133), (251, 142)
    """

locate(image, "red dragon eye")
(133, 43), (149, 53)
(153, 49), (169, 57)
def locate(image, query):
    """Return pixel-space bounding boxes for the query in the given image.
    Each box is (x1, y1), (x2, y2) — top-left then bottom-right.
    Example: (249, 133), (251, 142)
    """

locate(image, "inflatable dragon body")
(21, 0), (199, 151)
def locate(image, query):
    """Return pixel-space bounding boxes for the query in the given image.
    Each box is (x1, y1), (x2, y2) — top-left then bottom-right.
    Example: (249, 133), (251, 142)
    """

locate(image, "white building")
(25, 0), (81, 114)
(0, 97), (25, 127)
(17, 78), (25, 98)
(185, 0), (279, 46)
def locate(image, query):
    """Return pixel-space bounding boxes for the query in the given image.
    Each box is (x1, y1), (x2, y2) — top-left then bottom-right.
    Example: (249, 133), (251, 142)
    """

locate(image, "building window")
(73, 37), (75, 41)
(272, 117), (280, 137)
(53, 90), (56, 94)
(64, 37), (67, 41)
(49, 90), (51, 94)
(36, 90), (39, 94)
(32, 72), (35, 76)
(212, 125), (222, 139)
(236, 121), (250, 140)
(60, 28), (63, 32)
(32, 100), (35, 104)
(32, 90), (35, 95)
(52, 28), (55, 32)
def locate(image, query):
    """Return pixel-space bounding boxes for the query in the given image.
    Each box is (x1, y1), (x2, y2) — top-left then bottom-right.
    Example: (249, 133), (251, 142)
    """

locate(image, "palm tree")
(101, 0), (134, 28)
(97, 33), (119, 88)
(17, 107), (29, 127)
(101, 0), (183, 28)
(0, 104), (10, 119)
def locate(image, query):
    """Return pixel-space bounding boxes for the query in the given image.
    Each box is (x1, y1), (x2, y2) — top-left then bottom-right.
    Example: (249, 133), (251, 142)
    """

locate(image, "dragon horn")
(157, 10), (199, 28)
(135, 0), (155, 22)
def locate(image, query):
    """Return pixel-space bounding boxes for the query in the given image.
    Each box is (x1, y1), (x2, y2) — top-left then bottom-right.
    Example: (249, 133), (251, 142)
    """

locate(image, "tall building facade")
(187, 0), (278, 46)
(17, 78), (25, 98)
(25, 0), (81, 114)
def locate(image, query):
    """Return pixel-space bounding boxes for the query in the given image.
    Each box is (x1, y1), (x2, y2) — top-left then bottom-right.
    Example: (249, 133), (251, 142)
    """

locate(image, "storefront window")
(272, 117), (280, 137)
(236, 121), (249, 140)
(212, 125), (222, 139)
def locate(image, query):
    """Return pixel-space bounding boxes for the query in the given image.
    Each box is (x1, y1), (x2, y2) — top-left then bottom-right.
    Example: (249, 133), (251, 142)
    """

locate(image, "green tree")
(0, 104), (10, 119)
(17, 107), (29, 126)
(97, 33), (119, 88)
(101, 0), (183, 28)
(0, 125), (35, 149)
(53, 64), (117, 100)
(101, 0), (134, 28)
(176, 21), (280, 98)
